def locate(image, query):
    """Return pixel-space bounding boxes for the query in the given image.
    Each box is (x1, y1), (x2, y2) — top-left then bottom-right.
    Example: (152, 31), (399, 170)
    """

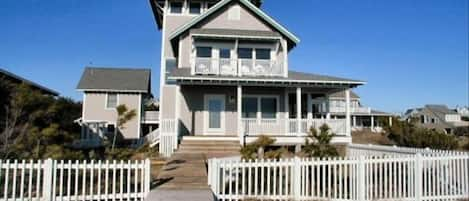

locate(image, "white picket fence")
(348, 143), (468, 157)
(0, 159), (151, 201)
(208, 153), (469, 201)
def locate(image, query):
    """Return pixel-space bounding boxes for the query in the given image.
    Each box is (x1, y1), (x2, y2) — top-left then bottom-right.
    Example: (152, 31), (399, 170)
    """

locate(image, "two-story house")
(75, 67), (160, 148)
(404, 104), (469, 134)
(150, 0), (367, 156)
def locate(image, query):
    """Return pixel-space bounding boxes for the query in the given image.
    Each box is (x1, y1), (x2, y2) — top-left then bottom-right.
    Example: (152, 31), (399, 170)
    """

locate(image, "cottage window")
(256, 48), (271, 60)
(242, 97), (257, 118)
(106, 93), (118, 109)
(189, 2), (201, 14)
(238, 48), (253, 59)
(170, 2), (183, 14)
(196, 46), (212, 58)
(261, 98), (277, 119)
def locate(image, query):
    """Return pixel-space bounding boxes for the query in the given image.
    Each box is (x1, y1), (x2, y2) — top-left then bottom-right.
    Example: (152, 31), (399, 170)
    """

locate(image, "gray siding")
(179, 85), (287, 136)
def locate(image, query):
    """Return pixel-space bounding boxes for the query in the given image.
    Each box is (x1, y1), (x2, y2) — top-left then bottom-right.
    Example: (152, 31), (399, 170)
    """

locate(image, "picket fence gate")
(208, 153), (469, 201)
(0, 159), (151, 201)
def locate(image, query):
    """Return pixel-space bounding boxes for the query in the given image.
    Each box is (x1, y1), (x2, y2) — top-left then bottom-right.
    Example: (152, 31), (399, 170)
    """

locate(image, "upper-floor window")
(196, 46), (212, 58)
(238, 48), (253, 59)
(189, 1), (202, 14)
(170, 2), (183, 14)
(106, 93), (118, 109)
(219, 49), (231, 59)
(256, 48), (271, 60)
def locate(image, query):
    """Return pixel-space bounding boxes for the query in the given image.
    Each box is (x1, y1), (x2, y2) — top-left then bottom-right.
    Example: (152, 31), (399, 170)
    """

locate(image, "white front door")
(204, 94), (225, 135)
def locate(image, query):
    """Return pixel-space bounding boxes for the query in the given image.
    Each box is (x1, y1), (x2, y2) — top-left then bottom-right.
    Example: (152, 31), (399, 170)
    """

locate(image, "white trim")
(237, 85), (242, 139)
(159, 0), (168, 127)
(203, 94), (226, 135)
(137, 94), (142, 138)
(168, 0), (300, 44)
(168, 75), (366, 85)
(105, 93), (119, 110)
(192, 33), (282, 40)
(82, 93), (87, 121)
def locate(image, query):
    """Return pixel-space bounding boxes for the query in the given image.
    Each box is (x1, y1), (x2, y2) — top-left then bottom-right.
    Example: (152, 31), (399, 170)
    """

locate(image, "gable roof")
(0, 68), (59, 96)
(167, 0), (300, 47)
(77, 67), (151, 93)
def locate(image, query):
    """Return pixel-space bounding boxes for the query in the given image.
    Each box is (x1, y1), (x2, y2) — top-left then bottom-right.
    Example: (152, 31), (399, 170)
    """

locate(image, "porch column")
(389, 116), (393, 127)
(307, 94), (312, 120)
(237, 85), (243, 139)
(353, 116), (357, 127)
(284, 88), (289, 134)
(296, 87), (302, 136)
(325, 94), (331, 119)
(345, 89), (351, 136)
(371, 116), (375, 130)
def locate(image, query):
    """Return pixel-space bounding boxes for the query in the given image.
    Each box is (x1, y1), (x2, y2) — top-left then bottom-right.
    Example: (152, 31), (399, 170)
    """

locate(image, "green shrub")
(303, 124), (339, 158)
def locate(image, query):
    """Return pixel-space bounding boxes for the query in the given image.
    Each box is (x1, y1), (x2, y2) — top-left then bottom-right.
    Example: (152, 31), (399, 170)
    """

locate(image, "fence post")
(415, 153), (423, 201)
(145, 159), (151, 196)
(293, 156), (301, 201)
(358, 156), (366, 201)
(42, 158), (54, 201)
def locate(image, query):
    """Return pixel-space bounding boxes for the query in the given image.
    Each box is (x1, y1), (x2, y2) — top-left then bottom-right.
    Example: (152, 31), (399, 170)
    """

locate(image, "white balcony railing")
(194, 58), (284, 77)
(143, 111), (159, 122)
(241, 118), (347, 136)
(329, 106), (371, 114)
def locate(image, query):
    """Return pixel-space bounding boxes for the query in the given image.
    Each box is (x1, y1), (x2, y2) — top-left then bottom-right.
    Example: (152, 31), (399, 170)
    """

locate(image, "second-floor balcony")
(194, 57), (284, 77)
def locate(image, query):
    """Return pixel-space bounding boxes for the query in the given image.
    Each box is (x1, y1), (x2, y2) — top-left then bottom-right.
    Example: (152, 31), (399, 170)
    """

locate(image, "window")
(238, 48), (253, 59)
(219, 49), (231, 59)
(170, 2), (183, 14)
(196, 46), (212, 58)
(242, 97), (257, 118)
(189, 1), (201, 14)
(256, 48), (271, 60)
(261, 98), (277, 119)
(106, 93), (118, 109)
(107, 124), (115, 133)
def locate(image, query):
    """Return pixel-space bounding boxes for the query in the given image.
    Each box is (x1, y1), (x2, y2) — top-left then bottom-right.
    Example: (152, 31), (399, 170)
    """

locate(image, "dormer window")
(189, 1), (202, 14)
(170, 2), (183, 14)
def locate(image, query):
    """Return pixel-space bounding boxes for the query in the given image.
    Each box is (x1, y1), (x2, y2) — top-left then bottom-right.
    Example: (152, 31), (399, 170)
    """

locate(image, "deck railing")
(194, 58), (284, 77)
(0, 159), (151, 201)
(329, 106), (371, 114)
(242, 118), (347, 136)
(142, 111), (159, 122)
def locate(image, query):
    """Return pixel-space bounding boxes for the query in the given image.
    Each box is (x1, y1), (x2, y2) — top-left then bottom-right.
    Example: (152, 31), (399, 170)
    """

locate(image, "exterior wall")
(197, 2), (273, 31)
(179, 85), (287, 136)
(83, 92), (142, 139)
(161, 86), (177, 119)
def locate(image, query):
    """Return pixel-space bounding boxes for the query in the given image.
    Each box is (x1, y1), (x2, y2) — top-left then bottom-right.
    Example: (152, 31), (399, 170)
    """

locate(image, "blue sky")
(0, 0), (467, 113)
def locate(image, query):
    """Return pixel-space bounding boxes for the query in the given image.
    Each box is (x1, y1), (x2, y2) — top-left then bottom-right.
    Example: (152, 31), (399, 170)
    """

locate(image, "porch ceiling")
(168, 68), (365, 89)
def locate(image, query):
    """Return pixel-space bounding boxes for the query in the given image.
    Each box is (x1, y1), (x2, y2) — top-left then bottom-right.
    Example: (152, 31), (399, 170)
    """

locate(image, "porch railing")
(241, 118), (347, 136)
(194, 58), (284, 77)
(329, 106), (371, 113)
(142, 111), (159, 122)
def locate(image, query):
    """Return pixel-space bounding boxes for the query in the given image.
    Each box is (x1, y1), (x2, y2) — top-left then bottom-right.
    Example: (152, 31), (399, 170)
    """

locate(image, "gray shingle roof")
(0, 68), (59, 96)
(191, 28), (281, 39)
(77, 67), (151, 93)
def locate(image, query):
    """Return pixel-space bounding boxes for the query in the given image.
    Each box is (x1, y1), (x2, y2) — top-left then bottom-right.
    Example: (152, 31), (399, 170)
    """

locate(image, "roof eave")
(77, 88), (149, 93)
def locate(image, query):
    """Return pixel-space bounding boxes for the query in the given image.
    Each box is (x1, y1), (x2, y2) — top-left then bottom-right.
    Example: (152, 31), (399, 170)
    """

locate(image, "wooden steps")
(176, 136), (241, 158)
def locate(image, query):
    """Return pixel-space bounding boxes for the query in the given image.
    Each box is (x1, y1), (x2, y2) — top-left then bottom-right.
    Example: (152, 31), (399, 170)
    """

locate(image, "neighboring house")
(0, 68), (59, 131)
(404, 104), (469, 134)
(149, 0), (367, 156)
(456, 106), (469, 118)
(75, 67), (159, 148)
(0, 68), (59, 96)
(325, 91), (393, 133)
